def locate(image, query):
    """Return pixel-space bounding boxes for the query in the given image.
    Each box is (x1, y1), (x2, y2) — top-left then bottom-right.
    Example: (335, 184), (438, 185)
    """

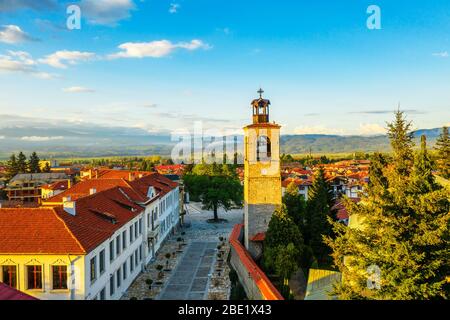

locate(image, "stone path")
(157, 241), (218, 300)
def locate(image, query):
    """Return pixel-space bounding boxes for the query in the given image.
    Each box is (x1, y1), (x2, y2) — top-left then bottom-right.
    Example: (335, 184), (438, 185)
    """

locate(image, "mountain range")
(0, 115), (444, 159)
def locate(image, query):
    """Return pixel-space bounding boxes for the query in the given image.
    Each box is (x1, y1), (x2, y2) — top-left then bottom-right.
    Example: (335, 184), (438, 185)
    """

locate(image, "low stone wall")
(229, 224), (283, 300)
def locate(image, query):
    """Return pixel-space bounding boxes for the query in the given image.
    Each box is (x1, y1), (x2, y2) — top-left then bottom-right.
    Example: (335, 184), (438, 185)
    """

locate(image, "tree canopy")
(325, 111), (450, 300)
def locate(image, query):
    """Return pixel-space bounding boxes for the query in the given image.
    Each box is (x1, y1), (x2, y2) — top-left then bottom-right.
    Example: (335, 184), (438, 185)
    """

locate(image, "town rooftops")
(0, 186), (145, 255)
(44, 172), (178, 205)
(42, 180), (69, 191)
(44, 178), (132, 203)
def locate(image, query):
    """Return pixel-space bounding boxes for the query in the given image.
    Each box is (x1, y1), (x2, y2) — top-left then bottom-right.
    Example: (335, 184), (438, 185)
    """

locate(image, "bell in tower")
(243, 88), (282, 259)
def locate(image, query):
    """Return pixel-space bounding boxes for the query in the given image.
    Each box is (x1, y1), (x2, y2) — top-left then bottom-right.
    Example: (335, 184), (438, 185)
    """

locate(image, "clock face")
(261, 169), (268, 175)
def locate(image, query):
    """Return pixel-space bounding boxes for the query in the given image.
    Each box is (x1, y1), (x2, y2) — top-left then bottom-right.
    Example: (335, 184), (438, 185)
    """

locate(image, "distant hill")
(280, 128), (442, 154)
(0, 120), (444, 159)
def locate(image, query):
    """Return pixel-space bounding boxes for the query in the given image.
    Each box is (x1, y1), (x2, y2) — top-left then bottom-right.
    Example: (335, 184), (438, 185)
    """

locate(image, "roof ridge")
(49, 207), (86, 254)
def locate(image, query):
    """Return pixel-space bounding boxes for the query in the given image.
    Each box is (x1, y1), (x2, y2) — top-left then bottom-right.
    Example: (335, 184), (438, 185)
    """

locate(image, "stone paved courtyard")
(158, 241), (218, 300)
(123, 202), (242, 300)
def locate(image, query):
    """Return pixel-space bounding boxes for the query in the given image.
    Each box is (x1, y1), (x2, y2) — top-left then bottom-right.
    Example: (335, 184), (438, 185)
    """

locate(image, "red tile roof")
(88, 169), (152, 180)
(250, 232), (266, 242)
(44, 179), (131, 203)
(54, 187), (144, 252)
(0, 186), (146, 255)
(229, 224), (283, 300)
(42, 180), (69, 191)
(0, 283), (38, 300)
(0, 208), (85, 254)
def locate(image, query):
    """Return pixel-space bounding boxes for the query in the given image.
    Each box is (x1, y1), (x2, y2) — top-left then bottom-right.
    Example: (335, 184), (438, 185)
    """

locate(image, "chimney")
(63, 197), (76, 216)
(89, 188), (96, 195)
(129, 172), (136, 181)
(67, 179), (71, 189)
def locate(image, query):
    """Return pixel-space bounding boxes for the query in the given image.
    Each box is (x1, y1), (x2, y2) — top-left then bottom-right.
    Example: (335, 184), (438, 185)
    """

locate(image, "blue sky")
(0, 0), (449, 137)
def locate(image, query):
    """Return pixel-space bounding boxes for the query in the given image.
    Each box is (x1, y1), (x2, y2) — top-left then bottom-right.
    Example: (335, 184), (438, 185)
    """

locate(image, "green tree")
(263, 205), (304, 272)
(325, 112), (450, 300)
(42, 162), (51, 173)
(305, 167), (335, 263)
(5, 154), (18, 180)
(183, 165), (243, 222)
(283, 181), (306, 230)
(435, 126), (449, 179)
(28, 152), (41, 173)
(274, 243), (299, 298)
(16, 152), (27, 174)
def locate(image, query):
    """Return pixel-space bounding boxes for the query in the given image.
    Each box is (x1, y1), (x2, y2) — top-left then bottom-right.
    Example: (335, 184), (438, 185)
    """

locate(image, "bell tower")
(243, 88), (282, 259)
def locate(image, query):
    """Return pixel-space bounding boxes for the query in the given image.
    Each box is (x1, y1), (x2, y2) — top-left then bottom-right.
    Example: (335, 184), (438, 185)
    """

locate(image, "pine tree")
(5, 153), (18, 181)
(435, 126), (449, 179)
(28, 152), (41, 173)
(305, 167), (335, 263)
(283, 181), (306, 230)
(16, 152), (27, 174)
(263, 205), (304, 272)
(325, 112), (450, 300)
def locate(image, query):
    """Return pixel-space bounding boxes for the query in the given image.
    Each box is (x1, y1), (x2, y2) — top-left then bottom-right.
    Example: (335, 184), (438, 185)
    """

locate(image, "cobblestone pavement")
(124, 202), (242, 300)
(157, 241), (218, 300)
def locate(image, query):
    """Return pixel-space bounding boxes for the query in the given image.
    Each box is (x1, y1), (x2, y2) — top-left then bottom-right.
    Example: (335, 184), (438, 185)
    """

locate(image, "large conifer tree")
(16, 152), (27, 174)
(28, 152), (41, 173)
(325, 111), (449, 300)
(305, 167), (335, 263)
(435, 126), (449, 179)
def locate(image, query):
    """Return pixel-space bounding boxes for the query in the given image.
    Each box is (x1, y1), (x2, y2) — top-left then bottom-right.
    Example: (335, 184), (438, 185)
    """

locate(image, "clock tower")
(243, 89), (282, 259)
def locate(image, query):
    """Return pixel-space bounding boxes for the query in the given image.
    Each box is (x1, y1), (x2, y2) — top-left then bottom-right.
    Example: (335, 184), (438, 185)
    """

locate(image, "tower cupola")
(251, 88), (271, 124)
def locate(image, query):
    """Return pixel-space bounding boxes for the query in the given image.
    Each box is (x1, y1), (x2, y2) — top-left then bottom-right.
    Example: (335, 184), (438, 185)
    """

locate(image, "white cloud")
(169, 3), (180, 14)
(63, 86), (95, 93)
(81, 0), (135, 26)
(0, 50), (59, 79)
(108, 39), (211, 59)
(0, 25), (35, 44)
(432, 51), (449, 58)
(294, 125), (346, 135)
(0, 50), (35, 72)
(20, 136), (64, 141)
(0, 136), (5, 139)
(0, 0), (57, 12)
(358, 123), (387, 135)
(38, 50), (96, 69)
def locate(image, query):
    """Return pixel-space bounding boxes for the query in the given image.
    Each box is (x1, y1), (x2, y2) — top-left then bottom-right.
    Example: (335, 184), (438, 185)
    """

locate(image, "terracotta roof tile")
(0, 208), (85, 254)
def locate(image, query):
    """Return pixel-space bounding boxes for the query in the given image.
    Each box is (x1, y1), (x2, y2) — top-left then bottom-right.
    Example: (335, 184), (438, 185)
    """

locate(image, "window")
(139, 218), (142, 235)
(27, 265), (42, 290)
(116, 234), (121, 256)
(109, 240), (115, 262)
(2, 265), (17, 288)
(123, 261), (127, 280)
(130, 225), (134, 243)
(109, 276), (115, 296)
(90, 257), (97, 283)
(134, 250), (138, 266)
(99, 250), (106, 275)
(139, 245), (142, 261)
(122, 231), (127, 250)
(100, 287), (106, 300)
(130, 255), (134, 272)
(134, 221), (138, 238)
(52, 266), (68, 290)
(257, 136), (271, 161)
(116, 267), (121, 288)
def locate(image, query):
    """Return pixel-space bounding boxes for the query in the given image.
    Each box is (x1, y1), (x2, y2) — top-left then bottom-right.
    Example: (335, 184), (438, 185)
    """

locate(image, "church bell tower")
(243, 89), (282, 259)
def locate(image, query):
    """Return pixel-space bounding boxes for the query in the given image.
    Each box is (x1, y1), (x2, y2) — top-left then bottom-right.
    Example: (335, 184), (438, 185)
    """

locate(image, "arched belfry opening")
(257, 136), (271, 161)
